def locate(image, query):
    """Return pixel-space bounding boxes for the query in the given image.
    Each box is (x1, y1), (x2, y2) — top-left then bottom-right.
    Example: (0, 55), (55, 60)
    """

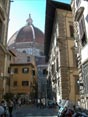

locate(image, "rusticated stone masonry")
(57, 14), (70, 99)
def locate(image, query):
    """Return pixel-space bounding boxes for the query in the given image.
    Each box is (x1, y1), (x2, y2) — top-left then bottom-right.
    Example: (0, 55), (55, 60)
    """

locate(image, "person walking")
(0, 105), (4, 117)
(8, 100), (13, 117)
(1, 100), (8, 117)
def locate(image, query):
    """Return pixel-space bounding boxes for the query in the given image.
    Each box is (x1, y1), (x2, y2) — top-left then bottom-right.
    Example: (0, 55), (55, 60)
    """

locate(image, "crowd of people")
(0, 99), (13, 117)
(0, 97), (27, 117)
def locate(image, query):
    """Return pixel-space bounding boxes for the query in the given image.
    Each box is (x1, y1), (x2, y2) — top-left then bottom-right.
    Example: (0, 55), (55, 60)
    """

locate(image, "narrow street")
(12, 104), (58, 117)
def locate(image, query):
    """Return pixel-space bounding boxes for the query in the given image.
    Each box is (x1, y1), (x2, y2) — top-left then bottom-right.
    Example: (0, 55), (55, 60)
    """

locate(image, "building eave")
(10, 63), (34, 67)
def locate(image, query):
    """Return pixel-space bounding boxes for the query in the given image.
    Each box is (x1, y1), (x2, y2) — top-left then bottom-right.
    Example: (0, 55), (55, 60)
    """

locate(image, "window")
(72, 47), (78, 67)
(2, 0), (7, 9)
(22, 68), (29, 73)
(76, 0), (80, 7)
(8, 67), (11, 73)
(52, 64), (54, 73)
(27, 56), (30, 62)
(40, 51), (44, 56)
(81, 33), (87, 47)
(32, 70), (35, 76)
(82, 62), (88, 93)
(0, 19), (3, 42)
(75, 76), (79, 95)
(43, 69), (47, 75)
(86, 15), (88, 23)
(14, 68), (18, 73)
(22, 81), (29, 86)
(79, 17), (85, 37)
(13, 81), (17, 87)
(79, 17), (87, 46)
(22, 50), (26, 53)
(56, 58), (59, 71)
(69, 25), (74, 38)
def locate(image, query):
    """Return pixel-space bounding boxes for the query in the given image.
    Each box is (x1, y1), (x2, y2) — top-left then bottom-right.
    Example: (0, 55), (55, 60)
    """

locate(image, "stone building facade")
(45, 0), (79, 104)
(0, 0), (10, 99)
(71, 0), (88, 109)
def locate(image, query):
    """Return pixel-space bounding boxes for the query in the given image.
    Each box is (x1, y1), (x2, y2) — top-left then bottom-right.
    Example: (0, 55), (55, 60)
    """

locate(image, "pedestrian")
(8, 100), (13, 117)
(0, 105), (4, 117)
(65, 108), (74, 117)
(1, 100), (8, 117)
(18, 98), (21, 108)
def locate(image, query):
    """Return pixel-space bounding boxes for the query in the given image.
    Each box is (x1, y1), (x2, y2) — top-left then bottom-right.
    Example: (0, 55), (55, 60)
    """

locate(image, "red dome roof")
(8, 15), (44, 47)
(15, 25), (44, 44)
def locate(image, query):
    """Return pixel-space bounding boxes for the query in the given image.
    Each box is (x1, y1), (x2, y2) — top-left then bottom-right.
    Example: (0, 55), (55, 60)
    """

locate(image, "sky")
(7, 0), (71, 41)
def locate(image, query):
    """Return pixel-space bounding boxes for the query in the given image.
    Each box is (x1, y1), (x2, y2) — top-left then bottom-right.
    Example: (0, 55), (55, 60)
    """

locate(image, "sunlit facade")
(45, 0), (79, 105)
(9, 63), (37, 99)
(71, 0), (88, 109)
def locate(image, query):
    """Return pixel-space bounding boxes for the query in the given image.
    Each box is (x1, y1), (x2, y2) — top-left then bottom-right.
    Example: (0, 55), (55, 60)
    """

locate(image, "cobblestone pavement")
(12, 104), (58, 117)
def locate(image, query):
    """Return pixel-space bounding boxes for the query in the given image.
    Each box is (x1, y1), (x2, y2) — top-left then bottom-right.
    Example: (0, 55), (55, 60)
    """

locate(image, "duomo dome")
(8, 14), (44, 57)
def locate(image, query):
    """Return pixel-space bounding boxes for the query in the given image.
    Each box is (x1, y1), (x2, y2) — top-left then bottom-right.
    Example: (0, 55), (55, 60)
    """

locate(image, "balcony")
(81, 44), (88, 63)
